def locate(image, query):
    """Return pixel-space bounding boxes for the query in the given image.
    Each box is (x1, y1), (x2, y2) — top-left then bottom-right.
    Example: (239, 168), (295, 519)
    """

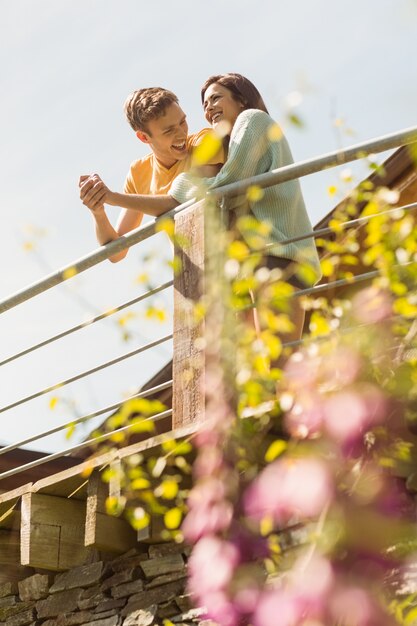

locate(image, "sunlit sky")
(0, 0), (416, 453)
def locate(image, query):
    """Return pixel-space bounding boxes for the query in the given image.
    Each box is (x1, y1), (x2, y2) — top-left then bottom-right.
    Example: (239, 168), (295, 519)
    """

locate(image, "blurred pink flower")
(253, 589), (300, 626)
(233, 585), (260, 614)
(285, 390), (324, 439)
(284, 350), (321, 391)
(320, 345), (362, 389)
(328, 587), (376, 626)
(253, 557), (333, 626)
(352, 286), (393, 325)
(205, 368), (226, 395)
(188, 536), (240, 596)
(244, 457), (332, 525)
(195, 425), (223, 447)
(182, 500), (233, 543)
(360, 383), (388, 426)
(292, 554), (334, 613)
(324, 390), (369, 443)
(323, 385), (387, 445)
(284, 345), (361, 396)
(199, 591), (239, 626)
(194, 445), (225, 478)
(188, 477), (227, 507)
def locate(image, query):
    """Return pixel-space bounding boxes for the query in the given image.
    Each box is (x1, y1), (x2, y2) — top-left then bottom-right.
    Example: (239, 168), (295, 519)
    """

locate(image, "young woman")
(170, 74), (321, 340)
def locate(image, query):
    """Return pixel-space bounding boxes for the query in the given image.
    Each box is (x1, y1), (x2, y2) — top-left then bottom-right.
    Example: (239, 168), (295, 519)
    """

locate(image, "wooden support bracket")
(85, 470), (137, 553)
(20, 492), (89, 571)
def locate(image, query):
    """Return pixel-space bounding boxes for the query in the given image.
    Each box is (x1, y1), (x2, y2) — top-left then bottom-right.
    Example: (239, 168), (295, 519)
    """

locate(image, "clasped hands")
(79, 174), (113, 213)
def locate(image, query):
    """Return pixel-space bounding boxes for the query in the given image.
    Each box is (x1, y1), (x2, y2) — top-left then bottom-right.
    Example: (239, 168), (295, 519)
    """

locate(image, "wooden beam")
(31, 424), (199, 498)
(0, 425), (198, 575)
(173, 201), (205, 428)
(20, 492), (89, 571)
(85, 470), (137, 553)
(32, 474), (89, 500)
(0, 484), (31, 527)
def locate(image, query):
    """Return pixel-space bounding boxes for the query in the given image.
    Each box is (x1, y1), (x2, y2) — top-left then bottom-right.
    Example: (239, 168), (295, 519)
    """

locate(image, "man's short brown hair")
(124, 87), (179, 133)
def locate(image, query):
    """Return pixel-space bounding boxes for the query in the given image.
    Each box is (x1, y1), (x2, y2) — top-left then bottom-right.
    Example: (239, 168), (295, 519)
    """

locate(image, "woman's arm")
(170, 111), (273, 204)
(108, 190), (177, 216)
(80, 174), (178, 216)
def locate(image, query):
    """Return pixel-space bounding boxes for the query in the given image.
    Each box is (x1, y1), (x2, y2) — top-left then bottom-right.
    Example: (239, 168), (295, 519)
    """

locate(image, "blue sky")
(0, 0), (416, 453)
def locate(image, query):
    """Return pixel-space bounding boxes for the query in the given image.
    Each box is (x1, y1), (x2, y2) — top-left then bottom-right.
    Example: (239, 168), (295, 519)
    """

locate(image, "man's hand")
(79, 174), (112, 213)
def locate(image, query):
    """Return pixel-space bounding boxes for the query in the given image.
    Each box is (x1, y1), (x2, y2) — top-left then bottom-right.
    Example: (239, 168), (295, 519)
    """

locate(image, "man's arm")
(79, 174), (179, 263)
(79, 175), (144, 263)
(92, 207), (143, 263)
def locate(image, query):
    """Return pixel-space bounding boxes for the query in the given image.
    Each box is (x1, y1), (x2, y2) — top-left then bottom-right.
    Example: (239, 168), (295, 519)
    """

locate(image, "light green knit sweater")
(170, 109), (321, 285)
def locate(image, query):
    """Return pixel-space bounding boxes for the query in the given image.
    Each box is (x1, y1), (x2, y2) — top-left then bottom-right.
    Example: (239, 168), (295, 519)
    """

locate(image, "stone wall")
(0, 543), (209, 626)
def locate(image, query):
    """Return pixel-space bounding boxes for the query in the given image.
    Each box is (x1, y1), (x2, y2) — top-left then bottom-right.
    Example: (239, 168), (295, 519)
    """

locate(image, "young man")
(80, 87), (222, 262)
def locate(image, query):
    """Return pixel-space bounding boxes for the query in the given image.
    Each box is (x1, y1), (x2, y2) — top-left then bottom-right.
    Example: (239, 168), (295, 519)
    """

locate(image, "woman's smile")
(203, 83), (244, 128)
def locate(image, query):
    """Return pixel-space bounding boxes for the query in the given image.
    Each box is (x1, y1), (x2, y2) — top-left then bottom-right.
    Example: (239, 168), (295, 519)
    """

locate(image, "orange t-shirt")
(123, 128), (223, 195)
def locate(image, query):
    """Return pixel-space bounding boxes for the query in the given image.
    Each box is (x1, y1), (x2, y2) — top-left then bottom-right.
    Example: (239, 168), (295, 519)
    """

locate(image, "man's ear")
(136, 130), (151, 144)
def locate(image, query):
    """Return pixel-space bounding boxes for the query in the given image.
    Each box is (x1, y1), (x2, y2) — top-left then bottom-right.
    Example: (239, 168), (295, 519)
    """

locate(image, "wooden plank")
(21, 492), (89, 570)
(32, 424), (199, 496)
(0, 423), (199, 574)
(85, 471), (137, 553)
(173, 201), (206, 428)
(33, 474), (89, 500)
(0, 483), (31, 507)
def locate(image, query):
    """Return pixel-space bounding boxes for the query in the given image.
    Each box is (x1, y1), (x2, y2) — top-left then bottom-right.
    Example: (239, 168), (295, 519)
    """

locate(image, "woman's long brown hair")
(201, 73), (269, 114)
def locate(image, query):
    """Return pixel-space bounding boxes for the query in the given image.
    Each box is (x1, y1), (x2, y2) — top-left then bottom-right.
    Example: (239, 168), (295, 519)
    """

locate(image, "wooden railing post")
(172, 201), (205, 429)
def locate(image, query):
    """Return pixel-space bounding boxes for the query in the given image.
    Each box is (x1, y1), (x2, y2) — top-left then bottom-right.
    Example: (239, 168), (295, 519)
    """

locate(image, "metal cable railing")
(0, 198), (197, 315)
(265, 201), (417, 250)
(2, 126), (417, 317)
(0, 126), (415, 482)
(0, 380), (173, 456)
(0, 281), (172, 368)
(210, 124), (417, 198)
(0, 408), (173, 481)
(0, 334), (173, 415)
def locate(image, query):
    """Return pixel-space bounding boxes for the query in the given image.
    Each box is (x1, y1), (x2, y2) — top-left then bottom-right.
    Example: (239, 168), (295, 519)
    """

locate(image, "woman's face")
(203, 83), (244, 130)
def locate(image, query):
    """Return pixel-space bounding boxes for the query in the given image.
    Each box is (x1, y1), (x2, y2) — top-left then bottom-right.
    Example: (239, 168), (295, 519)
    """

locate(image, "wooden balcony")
(0, 145), (416, 584)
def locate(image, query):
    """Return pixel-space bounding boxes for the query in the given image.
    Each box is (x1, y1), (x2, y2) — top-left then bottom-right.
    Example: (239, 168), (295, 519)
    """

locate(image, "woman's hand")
(194, 163), (222, 177)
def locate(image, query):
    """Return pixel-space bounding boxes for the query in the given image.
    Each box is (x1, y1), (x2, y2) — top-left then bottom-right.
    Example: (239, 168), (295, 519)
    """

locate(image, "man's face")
(138, 102), (189, 168)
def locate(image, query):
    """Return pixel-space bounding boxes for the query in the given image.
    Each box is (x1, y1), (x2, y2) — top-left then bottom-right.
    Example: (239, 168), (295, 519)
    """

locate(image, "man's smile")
(172, 140), (187, 151)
